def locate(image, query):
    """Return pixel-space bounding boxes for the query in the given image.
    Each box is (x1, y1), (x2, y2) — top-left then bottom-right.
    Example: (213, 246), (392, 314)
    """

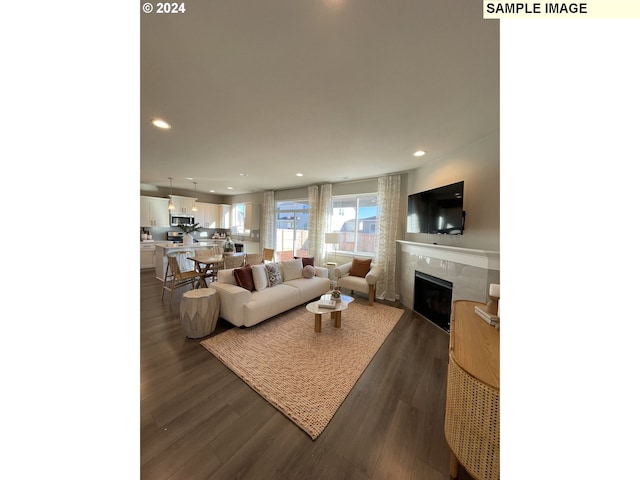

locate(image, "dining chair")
(193, 247), (213, 259)
(245, 253), (264, 266)
(208, 244), (224, 281)
(263, 248), (275, 263)
(192, 248), (218, 286)
(162, 251), (203, 309)
(223, 252), (246, 269)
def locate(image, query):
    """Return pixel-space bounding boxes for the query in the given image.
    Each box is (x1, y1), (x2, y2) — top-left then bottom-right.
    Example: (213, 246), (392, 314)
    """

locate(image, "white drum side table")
(179, 288), (220, 338)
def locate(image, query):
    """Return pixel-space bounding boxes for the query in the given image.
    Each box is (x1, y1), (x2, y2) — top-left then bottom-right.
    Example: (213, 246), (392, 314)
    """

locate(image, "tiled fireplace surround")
(397, 240), (500, 310)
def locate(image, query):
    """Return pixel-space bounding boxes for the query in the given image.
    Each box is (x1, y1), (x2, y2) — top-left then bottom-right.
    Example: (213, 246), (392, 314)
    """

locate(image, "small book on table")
(318, 299), (337, 309)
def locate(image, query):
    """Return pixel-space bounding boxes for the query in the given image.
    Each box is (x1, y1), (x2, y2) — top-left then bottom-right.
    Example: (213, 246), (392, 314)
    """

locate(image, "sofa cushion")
(233, 265), (255, 291)
(285, 276), (331, 302)
(295, 256), (315, 267)
(338, 275), (369, 292)
(281, 258), (303, 281)
(351, 257), (372, 278)
(302, 264), (316, 278)
(265, 262), (282, 286)
(251, 264), (269, 291)
(243, 284), (301, 327)
(217, 268), (237, 285)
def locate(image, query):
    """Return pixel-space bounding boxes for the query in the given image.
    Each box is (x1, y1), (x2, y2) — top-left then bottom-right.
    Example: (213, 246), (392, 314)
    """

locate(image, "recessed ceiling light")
(240, 173), (248, 177)
(227, 186), (234, 190)
(413, 150), (426, 157)
(296, 173), (304, 177)
(209, 189), (216, 193)
(151, 118), (171, 129)
(185, 177), (193, 180)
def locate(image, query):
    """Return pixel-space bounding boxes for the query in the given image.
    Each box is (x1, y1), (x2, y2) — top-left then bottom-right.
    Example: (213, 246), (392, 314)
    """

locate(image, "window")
(231, 203), (247, 235)
(275, 201), (310, 261)
(329, 194), (378, 255)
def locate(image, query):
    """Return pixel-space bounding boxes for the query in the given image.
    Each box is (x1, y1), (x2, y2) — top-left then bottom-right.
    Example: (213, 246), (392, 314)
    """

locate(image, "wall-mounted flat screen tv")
(407, 181), (465, 234)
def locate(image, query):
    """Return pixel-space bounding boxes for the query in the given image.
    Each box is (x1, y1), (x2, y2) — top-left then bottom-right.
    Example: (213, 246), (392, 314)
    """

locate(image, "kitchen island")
(140, 241), (173, 270)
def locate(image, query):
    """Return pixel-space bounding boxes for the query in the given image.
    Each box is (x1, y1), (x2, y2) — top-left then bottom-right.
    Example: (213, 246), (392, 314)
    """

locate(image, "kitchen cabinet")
(195, 202), (216, 228)
(140, 196), (170, 227)
(170, 195), (196, 214)
(196, 203), (232, 228)
(140, 243), (156, 269)
(242, 241), (260, 254)
(244, 203), (261, 229)
(141, 242), (171, 269)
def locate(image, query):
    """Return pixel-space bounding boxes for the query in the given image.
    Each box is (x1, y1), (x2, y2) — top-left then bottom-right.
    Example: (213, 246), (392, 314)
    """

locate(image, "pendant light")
(191, 181), (198, 212)
(167, 177), (175, 211)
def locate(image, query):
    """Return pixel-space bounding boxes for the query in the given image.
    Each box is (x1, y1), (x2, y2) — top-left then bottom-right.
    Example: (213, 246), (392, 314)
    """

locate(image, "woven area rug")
(200, 299), (403, 439)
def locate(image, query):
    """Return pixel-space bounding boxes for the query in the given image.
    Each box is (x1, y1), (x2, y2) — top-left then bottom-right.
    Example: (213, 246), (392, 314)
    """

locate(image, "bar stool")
(161, 251), (204, 309)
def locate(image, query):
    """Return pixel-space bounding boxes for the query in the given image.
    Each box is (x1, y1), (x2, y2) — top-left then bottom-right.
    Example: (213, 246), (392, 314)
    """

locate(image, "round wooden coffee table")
(306, 294), (354, 332)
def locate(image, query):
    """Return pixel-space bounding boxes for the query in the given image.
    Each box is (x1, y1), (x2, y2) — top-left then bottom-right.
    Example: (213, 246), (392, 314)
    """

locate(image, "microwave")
(170, 214), (196, 227)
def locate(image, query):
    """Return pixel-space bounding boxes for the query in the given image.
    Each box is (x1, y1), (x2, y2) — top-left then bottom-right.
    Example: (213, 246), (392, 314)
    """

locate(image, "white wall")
(404, 131), (499, 251)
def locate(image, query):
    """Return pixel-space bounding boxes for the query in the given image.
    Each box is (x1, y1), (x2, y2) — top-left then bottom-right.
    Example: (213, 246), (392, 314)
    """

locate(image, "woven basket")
(444, 354), (500, 480)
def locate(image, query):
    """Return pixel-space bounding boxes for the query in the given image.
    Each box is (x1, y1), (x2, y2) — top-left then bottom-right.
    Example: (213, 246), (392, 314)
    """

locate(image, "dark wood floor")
(140, 269), (474, 480)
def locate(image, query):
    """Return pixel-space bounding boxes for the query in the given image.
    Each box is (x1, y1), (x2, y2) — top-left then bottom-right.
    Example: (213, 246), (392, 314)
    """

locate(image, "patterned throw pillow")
(265, 262), (282, 286)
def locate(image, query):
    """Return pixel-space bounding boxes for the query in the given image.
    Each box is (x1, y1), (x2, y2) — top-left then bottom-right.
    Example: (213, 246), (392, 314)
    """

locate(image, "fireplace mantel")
(397, 241), (499, 270)
(397, 240), (500, 309)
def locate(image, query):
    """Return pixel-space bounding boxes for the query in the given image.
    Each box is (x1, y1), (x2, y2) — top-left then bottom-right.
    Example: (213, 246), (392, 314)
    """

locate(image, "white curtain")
(307, 184), (332, 263)
(319, 183), (332, 263)
(262, 190), (276, 250)
(376, 174), (401, 301)
(307, 185), (319, 259)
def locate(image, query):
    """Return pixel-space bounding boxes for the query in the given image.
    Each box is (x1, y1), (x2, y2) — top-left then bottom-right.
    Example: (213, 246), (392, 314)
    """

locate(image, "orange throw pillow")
(350, 257), (372, 278)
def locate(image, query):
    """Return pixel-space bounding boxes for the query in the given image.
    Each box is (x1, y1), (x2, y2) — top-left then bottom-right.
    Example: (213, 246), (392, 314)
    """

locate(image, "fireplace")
(398, 240), (499, 314)
(414, 271), (453, 333)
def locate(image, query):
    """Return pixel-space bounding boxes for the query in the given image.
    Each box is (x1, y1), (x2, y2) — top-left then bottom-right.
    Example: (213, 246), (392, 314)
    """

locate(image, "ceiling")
(140, 0), (499, 197)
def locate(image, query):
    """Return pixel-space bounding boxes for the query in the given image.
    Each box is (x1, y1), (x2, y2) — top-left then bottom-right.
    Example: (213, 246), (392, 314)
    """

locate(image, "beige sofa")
(211, 258), (330, 327)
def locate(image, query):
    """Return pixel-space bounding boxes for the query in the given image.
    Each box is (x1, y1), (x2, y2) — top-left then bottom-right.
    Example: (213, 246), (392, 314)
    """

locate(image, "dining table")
(187, 254), (224, 288)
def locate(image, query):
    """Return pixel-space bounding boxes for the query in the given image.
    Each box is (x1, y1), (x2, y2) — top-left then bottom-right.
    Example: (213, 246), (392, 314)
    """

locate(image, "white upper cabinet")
(195, 202), (216, 228)
(169, 195), (196, 214)
(195, 202), (232, 228)
(244, 203), (261, 230)
(140, 196), (170, 227)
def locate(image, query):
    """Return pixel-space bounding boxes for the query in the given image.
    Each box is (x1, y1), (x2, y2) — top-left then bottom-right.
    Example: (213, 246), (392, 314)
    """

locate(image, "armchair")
(333, 259), (383, 306)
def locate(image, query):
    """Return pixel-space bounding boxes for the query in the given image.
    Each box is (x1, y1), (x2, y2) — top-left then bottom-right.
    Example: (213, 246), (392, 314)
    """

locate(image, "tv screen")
(407, 181), (465, 234)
